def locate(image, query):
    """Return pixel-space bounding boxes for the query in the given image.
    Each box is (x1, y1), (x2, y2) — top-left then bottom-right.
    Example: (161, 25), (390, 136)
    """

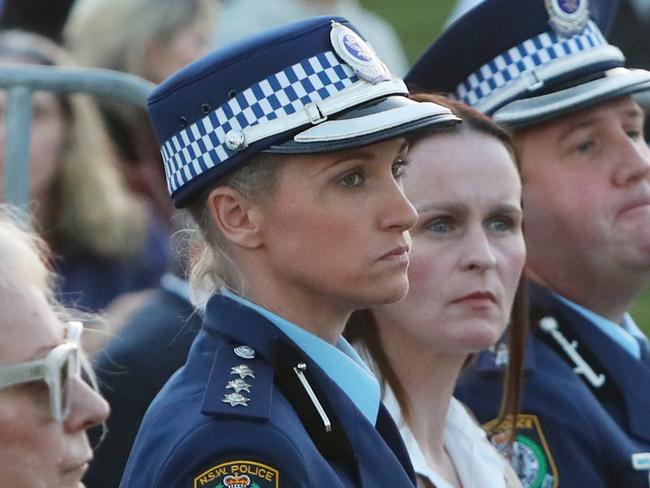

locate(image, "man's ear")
(206, 186), (263, 249)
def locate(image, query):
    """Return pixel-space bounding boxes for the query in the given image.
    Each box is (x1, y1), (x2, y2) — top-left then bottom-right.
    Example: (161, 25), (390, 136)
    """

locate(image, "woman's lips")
(379, 245), (410, 262)
(452, 291), (497, 305)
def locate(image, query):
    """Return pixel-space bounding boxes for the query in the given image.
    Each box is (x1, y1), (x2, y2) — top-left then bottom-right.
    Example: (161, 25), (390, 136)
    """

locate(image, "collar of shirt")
(553, 293), (646, 360)
(383, 388), (508, 488)
(220, 289), (380, 425)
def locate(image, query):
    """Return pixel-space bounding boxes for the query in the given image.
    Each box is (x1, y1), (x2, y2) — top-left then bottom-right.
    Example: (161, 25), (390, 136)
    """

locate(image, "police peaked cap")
(147, 16), (460, 207)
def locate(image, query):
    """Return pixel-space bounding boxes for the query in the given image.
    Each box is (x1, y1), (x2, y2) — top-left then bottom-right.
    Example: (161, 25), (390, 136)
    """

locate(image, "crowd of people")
(1, 0), (649, 487)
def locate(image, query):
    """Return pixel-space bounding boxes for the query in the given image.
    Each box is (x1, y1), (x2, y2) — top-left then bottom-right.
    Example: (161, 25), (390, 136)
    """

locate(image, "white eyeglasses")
(0, 321), (82, 421)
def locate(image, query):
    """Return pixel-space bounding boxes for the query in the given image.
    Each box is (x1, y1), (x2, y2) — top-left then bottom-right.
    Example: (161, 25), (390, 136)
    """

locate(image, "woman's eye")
(626, 129), (643, 141)
(486, 215), (518, 233)
(575, 139), (596, 154)
(340, 171), (364, 188)
(391, 158), (409, 179)
(425, 218), (454, 233)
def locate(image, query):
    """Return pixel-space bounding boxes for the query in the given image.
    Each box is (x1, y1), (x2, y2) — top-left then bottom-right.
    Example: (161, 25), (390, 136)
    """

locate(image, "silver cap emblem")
(545, 0), (589, 37)
(330, 21), (391, 84)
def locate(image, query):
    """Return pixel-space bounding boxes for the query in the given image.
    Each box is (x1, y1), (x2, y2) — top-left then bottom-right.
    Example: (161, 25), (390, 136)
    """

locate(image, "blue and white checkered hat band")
(455, 20), (606, 108)
(160, 51), (359, 195)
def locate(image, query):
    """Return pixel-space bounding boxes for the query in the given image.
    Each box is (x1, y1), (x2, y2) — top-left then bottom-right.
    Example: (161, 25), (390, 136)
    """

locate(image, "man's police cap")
(406, 0), (650, 129)
(148, 16), (460, 207)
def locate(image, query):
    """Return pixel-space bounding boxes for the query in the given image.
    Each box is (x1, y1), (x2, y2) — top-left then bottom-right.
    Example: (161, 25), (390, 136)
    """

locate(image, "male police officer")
(407, 0), (650, 486)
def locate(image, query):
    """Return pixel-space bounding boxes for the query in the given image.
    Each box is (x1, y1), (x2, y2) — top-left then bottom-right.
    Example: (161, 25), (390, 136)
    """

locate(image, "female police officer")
(120, 16), (459, 488)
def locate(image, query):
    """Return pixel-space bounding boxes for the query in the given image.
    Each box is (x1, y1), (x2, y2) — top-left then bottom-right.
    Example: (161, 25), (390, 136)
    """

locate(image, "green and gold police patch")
(485, 414), (558, 488)
(193, 460), (279, 488)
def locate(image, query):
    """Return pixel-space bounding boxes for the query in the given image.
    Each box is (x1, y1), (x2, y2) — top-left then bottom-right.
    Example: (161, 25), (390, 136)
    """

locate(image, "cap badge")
(545, 0), (589, 37)
(330, 20), (391, 84)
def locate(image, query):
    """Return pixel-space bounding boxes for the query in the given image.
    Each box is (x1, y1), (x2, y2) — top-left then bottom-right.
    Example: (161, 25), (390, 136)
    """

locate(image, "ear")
(206, 186), (264, 249)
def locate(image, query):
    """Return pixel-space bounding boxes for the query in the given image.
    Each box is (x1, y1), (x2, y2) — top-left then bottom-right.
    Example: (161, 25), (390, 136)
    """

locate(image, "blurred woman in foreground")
(0, 205), (109, 486)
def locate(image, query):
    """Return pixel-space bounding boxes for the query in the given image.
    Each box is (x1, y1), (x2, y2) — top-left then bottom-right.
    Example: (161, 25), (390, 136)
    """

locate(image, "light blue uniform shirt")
(554, 293), (648, 360)
(222, 289), (381, 425)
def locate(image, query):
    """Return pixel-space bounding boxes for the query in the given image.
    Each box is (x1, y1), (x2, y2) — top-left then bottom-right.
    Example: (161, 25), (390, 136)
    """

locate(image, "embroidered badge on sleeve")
(485, 414), (558, 488)
(193, 460), (279, 488)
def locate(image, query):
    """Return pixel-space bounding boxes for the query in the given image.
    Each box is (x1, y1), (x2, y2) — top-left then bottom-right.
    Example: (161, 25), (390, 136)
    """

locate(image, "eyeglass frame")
(0, 321), (82, 421)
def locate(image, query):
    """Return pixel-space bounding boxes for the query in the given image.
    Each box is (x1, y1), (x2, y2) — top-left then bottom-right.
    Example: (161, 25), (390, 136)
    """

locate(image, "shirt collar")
(383, 388), (507, 488)
(221, 289), (380, 424)
(553, 293), (646, 360)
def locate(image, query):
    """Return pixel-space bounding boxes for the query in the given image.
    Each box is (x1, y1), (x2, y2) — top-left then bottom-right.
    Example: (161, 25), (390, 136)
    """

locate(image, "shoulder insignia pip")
(193, 460), (279, 488)
(484, 414), (559, 488)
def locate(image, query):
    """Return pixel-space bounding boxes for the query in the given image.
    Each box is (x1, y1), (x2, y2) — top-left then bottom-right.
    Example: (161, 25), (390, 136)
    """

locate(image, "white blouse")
(383, 389), (515, 488)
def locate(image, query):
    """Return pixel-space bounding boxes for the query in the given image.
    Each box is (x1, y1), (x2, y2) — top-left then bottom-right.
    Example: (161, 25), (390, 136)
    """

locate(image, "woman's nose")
(64, 377), (110, 433)
(379, 179), (418, 233)
(460, 230), (497, 271)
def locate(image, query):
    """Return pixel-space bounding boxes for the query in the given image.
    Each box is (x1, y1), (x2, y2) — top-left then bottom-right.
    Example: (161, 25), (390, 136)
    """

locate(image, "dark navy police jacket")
(120, 294), (416, 487)
(456, 283), (650, 488)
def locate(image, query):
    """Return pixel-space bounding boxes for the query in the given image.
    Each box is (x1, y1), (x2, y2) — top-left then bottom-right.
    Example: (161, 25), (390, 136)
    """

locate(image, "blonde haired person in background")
(64, 0), (215, 226)
(0, 30), (165, 313)
(0, 204), (109, 487)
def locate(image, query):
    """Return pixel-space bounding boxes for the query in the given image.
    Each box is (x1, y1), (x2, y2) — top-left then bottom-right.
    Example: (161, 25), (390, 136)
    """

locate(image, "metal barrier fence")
(0, 65), (155, 207)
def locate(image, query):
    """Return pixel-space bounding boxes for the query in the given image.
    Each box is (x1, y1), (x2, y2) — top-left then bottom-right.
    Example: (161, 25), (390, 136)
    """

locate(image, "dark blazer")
(120, 294), (416, 487)
(84, 286), (201, 488)
(456, 283), (650, 488)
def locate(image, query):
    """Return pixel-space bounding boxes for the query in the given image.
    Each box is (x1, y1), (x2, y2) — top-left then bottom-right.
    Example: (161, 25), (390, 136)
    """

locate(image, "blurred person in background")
(347, 95), (525, 488)
(0, 0), (75, 43)
(214, 0), (408, 75)
(64, 0), (215, 227)
(0, 30), (168, 312)
(0, 204), (109, 487)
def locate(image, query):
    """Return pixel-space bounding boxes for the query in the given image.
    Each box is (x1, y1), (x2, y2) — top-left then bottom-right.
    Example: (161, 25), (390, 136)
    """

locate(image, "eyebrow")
(558, 106), (645, 143)
(318, 139), (409, 174)
(416, 202), (522, 216)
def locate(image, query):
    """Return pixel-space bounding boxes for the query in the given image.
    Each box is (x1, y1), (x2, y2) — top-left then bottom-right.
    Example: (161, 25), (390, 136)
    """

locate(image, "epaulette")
(201, 343), (273, 421)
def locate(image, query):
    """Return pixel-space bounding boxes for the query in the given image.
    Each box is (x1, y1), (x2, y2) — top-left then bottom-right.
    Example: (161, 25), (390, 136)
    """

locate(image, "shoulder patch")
(193, 460), (279, 488)
(484, 414), (558, 488)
